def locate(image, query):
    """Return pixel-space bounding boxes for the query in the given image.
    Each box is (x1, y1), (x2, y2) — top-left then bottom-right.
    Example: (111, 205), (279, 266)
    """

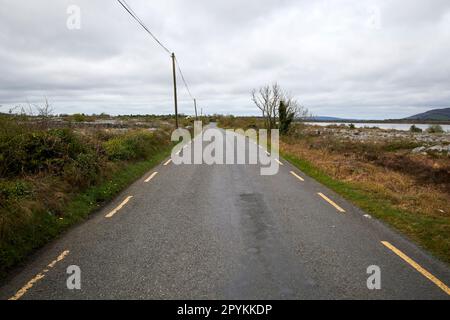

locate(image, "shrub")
(103, 136), (134, 160)
(0, 180), (32, 202)
(62, 152), (101, 188)
(0, 117), (171, 276)
(409, 125), (422, 133)
(426, 124), (444, 134)
(0, 129), (87, 177)
(382, 140), (421, 152)
(103, 130), (162, 161)
(72, 113), (87, 122)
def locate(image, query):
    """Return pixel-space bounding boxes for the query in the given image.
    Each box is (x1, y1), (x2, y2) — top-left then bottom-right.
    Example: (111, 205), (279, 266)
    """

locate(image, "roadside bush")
(0, 114), (173, 276)
(93, 129), (117, 142)
(62, 152), (101, 188)
(103, 130), (163, 161)
(0, 128), (86, 177)
(0, 180), (32, 202)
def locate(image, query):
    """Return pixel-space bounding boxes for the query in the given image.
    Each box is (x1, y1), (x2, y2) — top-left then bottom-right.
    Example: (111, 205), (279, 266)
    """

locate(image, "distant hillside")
(306, 116), (357, 121)
(405, 108), (450, 121)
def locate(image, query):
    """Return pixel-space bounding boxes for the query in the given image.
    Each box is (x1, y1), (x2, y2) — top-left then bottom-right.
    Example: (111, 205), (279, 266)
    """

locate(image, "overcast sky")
(1, 0), (449, 119)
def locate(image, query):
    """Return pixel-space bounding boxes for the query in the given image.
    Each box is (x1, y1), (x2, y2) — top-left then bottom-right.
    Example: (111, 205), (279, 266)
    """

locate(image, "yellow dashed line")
(144, 171), (158, 183)
(47, 250), (69, 268)
(381, 241), (450, 295)
(9, 250), (70, 300)
(163, 159), (172, 166)
(290, 171), (304, 181)
(317, 192), (346, 213)
(105, 195), (133, 218)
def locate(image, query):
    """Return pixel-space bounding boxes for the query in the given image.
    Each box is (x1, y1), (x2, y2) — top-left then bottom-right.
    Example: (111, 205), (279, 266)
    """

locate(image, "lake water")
(304, 122), (450, 132)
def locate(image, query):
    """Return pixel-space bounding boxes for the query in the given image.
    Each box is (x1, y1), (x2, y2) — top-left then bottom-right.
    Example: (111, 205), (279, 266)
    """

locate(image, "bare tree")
(284, 98), (310, 120)
(251, 83), (309, 131)
(34, 98), (54, 118)
(29, 98), (54, 129)
(251, 83), (282, 131)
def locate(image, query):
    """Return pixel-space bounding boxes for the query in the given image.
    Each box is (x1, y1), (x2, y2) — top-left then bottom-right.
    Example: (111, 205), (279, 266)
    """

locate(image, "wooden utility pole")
(194, 98), (198, 120)
(171, 52), (178, 128)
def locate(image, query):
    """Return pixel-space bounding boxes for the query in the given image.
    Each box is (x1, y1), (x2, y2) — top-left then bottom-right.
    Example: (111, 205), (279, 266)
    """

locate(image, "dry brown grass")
(281, 138), (449, 219)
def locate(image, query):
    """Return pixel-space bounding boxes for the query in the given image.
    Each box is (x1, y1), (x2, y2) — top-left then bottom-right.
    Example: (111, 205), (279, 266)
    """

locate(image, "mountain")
(306, 116), (357, 121)
(405, 108), (450, 121)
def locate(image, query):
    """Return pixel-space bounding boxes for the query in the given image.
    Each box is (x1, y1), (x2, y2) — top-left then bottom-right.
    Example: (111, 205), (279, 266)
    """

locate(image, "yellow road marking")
(163, 159), (172, 166)
(105, 196), (133, 218)
(290, 171), (304, 181)
(275, 159), (283, 165)
(9, 250), (69, 300)
(317, 192), (346, 213)
(381, 241), (450, 295)
(144, 171), (158, 183)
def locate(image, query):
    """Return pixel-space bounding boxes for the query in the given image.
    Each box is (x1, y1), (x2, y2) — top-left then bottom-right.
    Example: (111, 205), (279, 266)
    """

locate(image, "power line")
(174, 56), (194, 100)
(116, 0), (199, 119)
(117, 0), (171, 54)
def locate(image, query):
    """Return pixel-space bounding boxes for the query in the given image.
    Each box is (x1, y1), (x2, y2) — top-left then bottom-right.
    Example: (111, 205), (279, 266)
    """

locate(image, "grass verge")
(282, 152), (450, 264)
(0, 145), (172, 278)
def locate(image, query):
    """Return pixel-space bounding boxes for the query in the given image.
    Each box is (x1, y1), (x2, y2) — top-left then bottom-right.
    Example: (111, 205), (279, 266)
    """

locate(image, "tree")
(251, 83), (281, 131)
(251, 83), (309, 132)
(279, 100), (294, 135)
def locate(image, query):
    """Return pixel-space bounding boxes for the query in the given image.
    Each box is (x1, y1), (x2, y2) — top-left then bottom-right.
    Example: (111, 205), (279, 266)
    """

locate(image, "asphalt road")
(1, 125), (449, 299)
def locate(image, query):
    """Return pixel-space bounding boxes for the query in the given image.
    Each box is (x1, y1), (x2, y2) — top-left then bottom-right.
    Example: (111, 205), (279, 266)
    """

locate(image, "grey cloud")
(0, 0), (449, 119)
